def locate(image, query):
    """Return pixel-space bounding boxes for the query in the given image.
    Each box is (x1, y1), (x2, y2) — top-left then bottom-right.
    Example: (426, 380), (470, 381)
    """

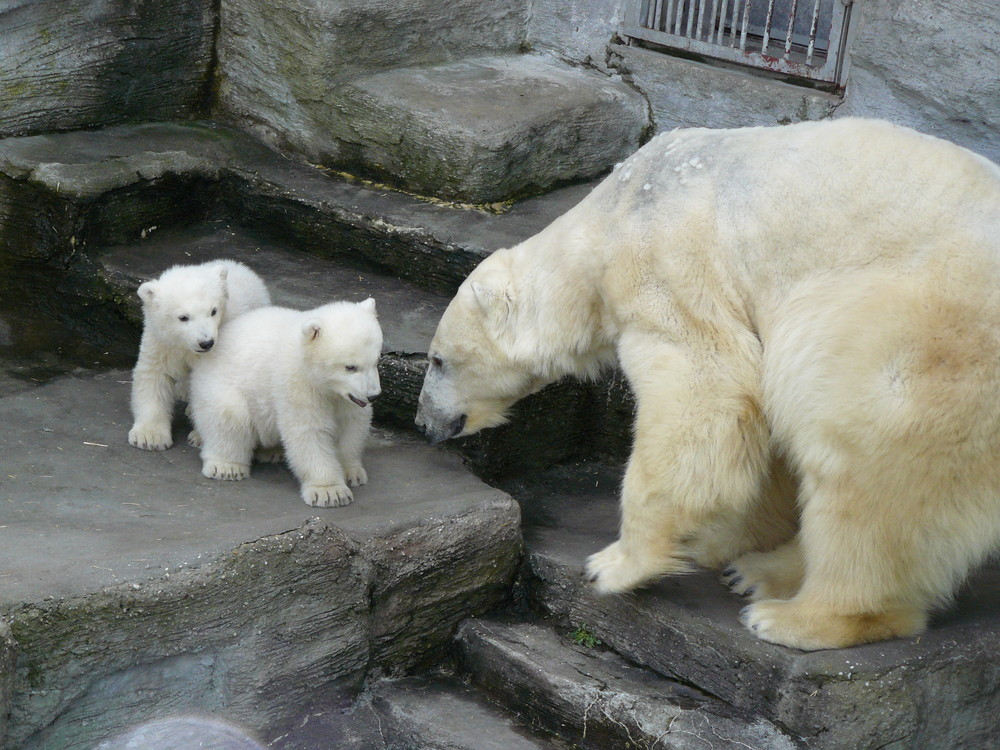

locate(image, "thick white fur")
(129, 260), (271, 450)
(416, 119), (1000, 649)
(188, 299), (382, 508)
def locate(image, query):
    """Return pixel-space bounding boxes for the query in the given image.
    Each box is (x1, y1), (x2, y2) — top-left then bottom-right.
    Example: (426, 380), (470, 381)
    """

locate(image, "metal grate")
(623, 0), (854, 86)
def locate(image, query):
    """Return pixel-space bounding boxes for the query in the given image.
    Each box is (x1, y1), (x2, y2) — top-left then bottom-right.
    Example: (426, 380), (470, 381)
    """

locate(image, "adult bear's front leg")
(586, 333), (768, 593)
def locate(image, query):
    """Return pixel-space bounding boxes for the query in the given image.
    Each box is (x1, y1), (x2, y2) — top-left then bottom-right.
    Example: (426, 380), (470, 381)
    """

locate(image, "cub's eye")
(178, 315), (189, 322)
(431, 356), (443, 369)
(211, 308), (218, 317)
(345, 365), (358, 373)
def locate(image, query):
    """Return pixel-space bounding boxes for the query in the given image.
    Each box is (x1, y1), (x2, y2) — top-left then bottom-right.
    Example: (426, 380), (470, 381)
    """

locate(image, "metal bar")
(761, 0), (776, 52)
(644, 0), (656, 29)
(729, 0), (742, 47)
(739, 0), (752, 50)
(673, 0), (684, 34)
(716, 0), (730, 43)
(663, 0), (675, 32)
(687, 0), (697, 37)
(806, 0), (821, 64)
(696, 0), (709, 39)
(784, 0), (800, 57)
(705, 0), (720, 41)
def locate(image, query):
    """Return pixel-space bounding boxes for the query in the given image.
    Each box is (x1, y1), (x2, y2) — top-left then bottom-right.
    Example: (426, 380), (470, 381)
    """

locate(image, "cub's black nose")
(198, 339), (215, 351)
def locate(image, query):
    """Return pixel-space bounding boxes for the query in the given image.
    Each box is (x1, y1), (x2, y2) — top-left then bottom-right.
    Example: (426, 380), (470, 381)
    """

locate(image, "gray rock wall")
(527, 0), (1000, 163)
(215, 0), (529, 163)
(837, 0), (1000, 164)
(0, 0), (215, 138)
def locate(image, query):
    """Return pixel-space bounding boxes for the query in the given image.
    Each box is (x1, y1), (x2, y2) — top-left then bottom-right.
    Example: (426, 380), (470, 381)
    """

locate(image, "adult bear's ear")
(137, 281), (157, 303)
(472, 279), (516, 345)
(359, 297), (377, 316)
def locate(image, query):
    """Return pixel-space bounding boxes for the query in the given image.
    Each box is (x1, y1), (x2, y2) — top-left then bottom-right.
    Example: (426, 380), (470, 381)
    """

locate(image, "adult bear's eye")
(345, 365), (358, 372)
(211, 308), (218, 316)
(179, 315), (189, 322)
(431, 356), (443, 369)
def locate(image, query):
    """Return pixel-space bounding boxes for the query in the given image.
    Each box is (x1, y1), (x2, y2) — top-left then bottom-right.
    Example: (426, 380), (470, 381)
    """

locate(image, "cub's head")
(139, 262), (229, 354)
(300, 298), (383, 407)
(415, 252), (552, 444)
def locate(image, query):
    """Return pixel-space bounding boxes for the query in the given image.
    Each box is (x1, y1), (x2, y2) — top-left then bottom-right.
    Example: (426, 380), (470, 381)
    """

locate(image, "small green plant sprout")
(569, 624), (602, 648)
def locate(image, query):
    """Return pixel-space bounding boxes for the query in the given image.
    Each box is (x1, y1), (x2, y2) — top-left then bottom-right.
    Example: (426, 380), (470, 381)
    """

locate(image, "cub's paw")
(302, 483), (353, 508)
(187, 429), (203, 448)
(202, 461), (250, 481)
(255, 446), (285, 464)
(344, 465), (368, 487)
(129, 423), (173, 451)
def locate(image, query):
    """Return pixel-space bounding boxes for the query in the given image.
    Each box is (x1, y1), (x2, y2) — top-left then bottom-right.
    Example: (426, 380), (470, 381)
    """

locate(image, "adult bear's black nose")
(198, 338), (215, 351)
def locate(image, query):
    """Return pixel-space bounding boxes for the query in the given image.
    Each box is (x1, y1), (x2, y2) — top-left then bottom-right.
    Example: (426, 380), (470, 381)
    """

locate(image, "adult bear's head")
(415, 244), (613, 444)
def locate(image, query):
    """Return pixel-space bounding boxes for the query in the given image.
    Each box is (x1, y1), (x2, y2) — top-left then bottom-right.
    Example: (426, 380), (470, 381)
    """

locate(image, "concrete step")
(456, 618), (799, 749)
(0, 372), (522, 749)
(507, 461), (1000, 750)
(0, 120), (594, 297)
(271, 674), (566, 750)
(338, 54), (649, 203)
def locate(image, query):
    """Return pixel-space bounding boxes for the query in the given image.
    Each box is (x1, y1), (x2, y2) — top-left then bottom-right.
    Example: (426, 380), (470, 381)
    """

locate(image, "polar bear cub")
(129, 260), (271, 451)
(189, 299), (382, 507)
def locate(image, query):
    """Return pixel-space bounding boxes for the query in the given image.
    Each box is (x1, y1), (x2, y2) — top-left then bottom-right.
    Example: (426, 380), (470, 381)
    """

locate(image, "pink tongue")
(349, 395), (367, 408)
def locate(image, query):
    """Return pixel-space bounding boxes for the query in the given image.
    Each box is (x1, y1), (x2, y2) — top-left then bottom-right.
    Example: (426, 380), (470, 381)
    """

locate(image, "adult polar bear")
(415, 118), (1000, 650)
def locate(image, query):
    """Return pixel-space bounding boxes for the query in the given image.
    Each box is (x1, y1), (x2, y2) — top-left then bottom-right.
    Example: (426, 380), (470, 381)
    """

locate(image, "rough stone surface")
(512, 462), (1000, 750)
(457, 618), (800, 749)
(337, 54), (649, 202)
(609, 44), (837, 133)
(525, 0), (624, 74)
(216, 0), (528, 168)
(370, 676), (561, 750)
(0, 121), (594, 296)
(0, 0), (214, 138)
(837, 0), (1000, 165)
(0, 372), (522, 749)
(270, 675), (563, 750)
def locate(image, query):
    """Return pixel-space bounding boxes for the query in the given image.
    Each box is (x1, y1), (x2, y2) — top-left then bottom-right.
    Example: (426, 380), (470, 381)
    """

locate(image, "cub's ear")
(215, 263), (229, 282)
(137, 281), (157, 303)
(359, 297), (377, 316)
(302, 319), (322, 342)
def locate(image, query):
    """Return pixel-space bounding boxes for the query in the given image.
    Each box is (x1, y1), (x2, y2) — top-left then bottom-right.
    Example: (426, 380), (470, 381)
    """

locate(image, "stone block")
(215, 0), (528, 164)
(0, 0), (214, 138)
(0, 373), (522, 748)
(457, 619), (799, 749)
(609, 43), (836, 133)
(337, 54), (649, 202)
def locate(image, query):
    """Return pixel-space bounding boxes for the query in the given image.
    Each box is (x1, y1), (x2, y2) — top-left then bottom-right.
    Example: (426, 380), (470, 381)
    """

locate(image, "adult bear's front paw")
(129, 423), (173, 451)
(302, 483), (353, 508)
(202, 460), (250, 481)
(585, 542), (646, 593)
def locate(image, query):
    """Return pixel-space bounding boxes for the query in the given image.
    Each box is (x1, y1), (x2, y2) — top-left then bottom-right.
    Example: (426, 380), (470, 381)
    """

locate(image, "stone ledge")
(338, 54), (649, 203)
(0, 372), (522, 748)
(0, 121), (595, 295)
(457, 618), (799, 749)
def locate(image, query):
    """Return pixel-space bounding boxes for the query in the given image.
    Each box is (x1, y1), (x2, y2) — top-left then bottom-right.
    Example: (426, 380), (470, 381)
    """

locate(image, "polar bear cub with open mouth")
(129, 259), (271, 451)
(189, 298), (383, 507)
